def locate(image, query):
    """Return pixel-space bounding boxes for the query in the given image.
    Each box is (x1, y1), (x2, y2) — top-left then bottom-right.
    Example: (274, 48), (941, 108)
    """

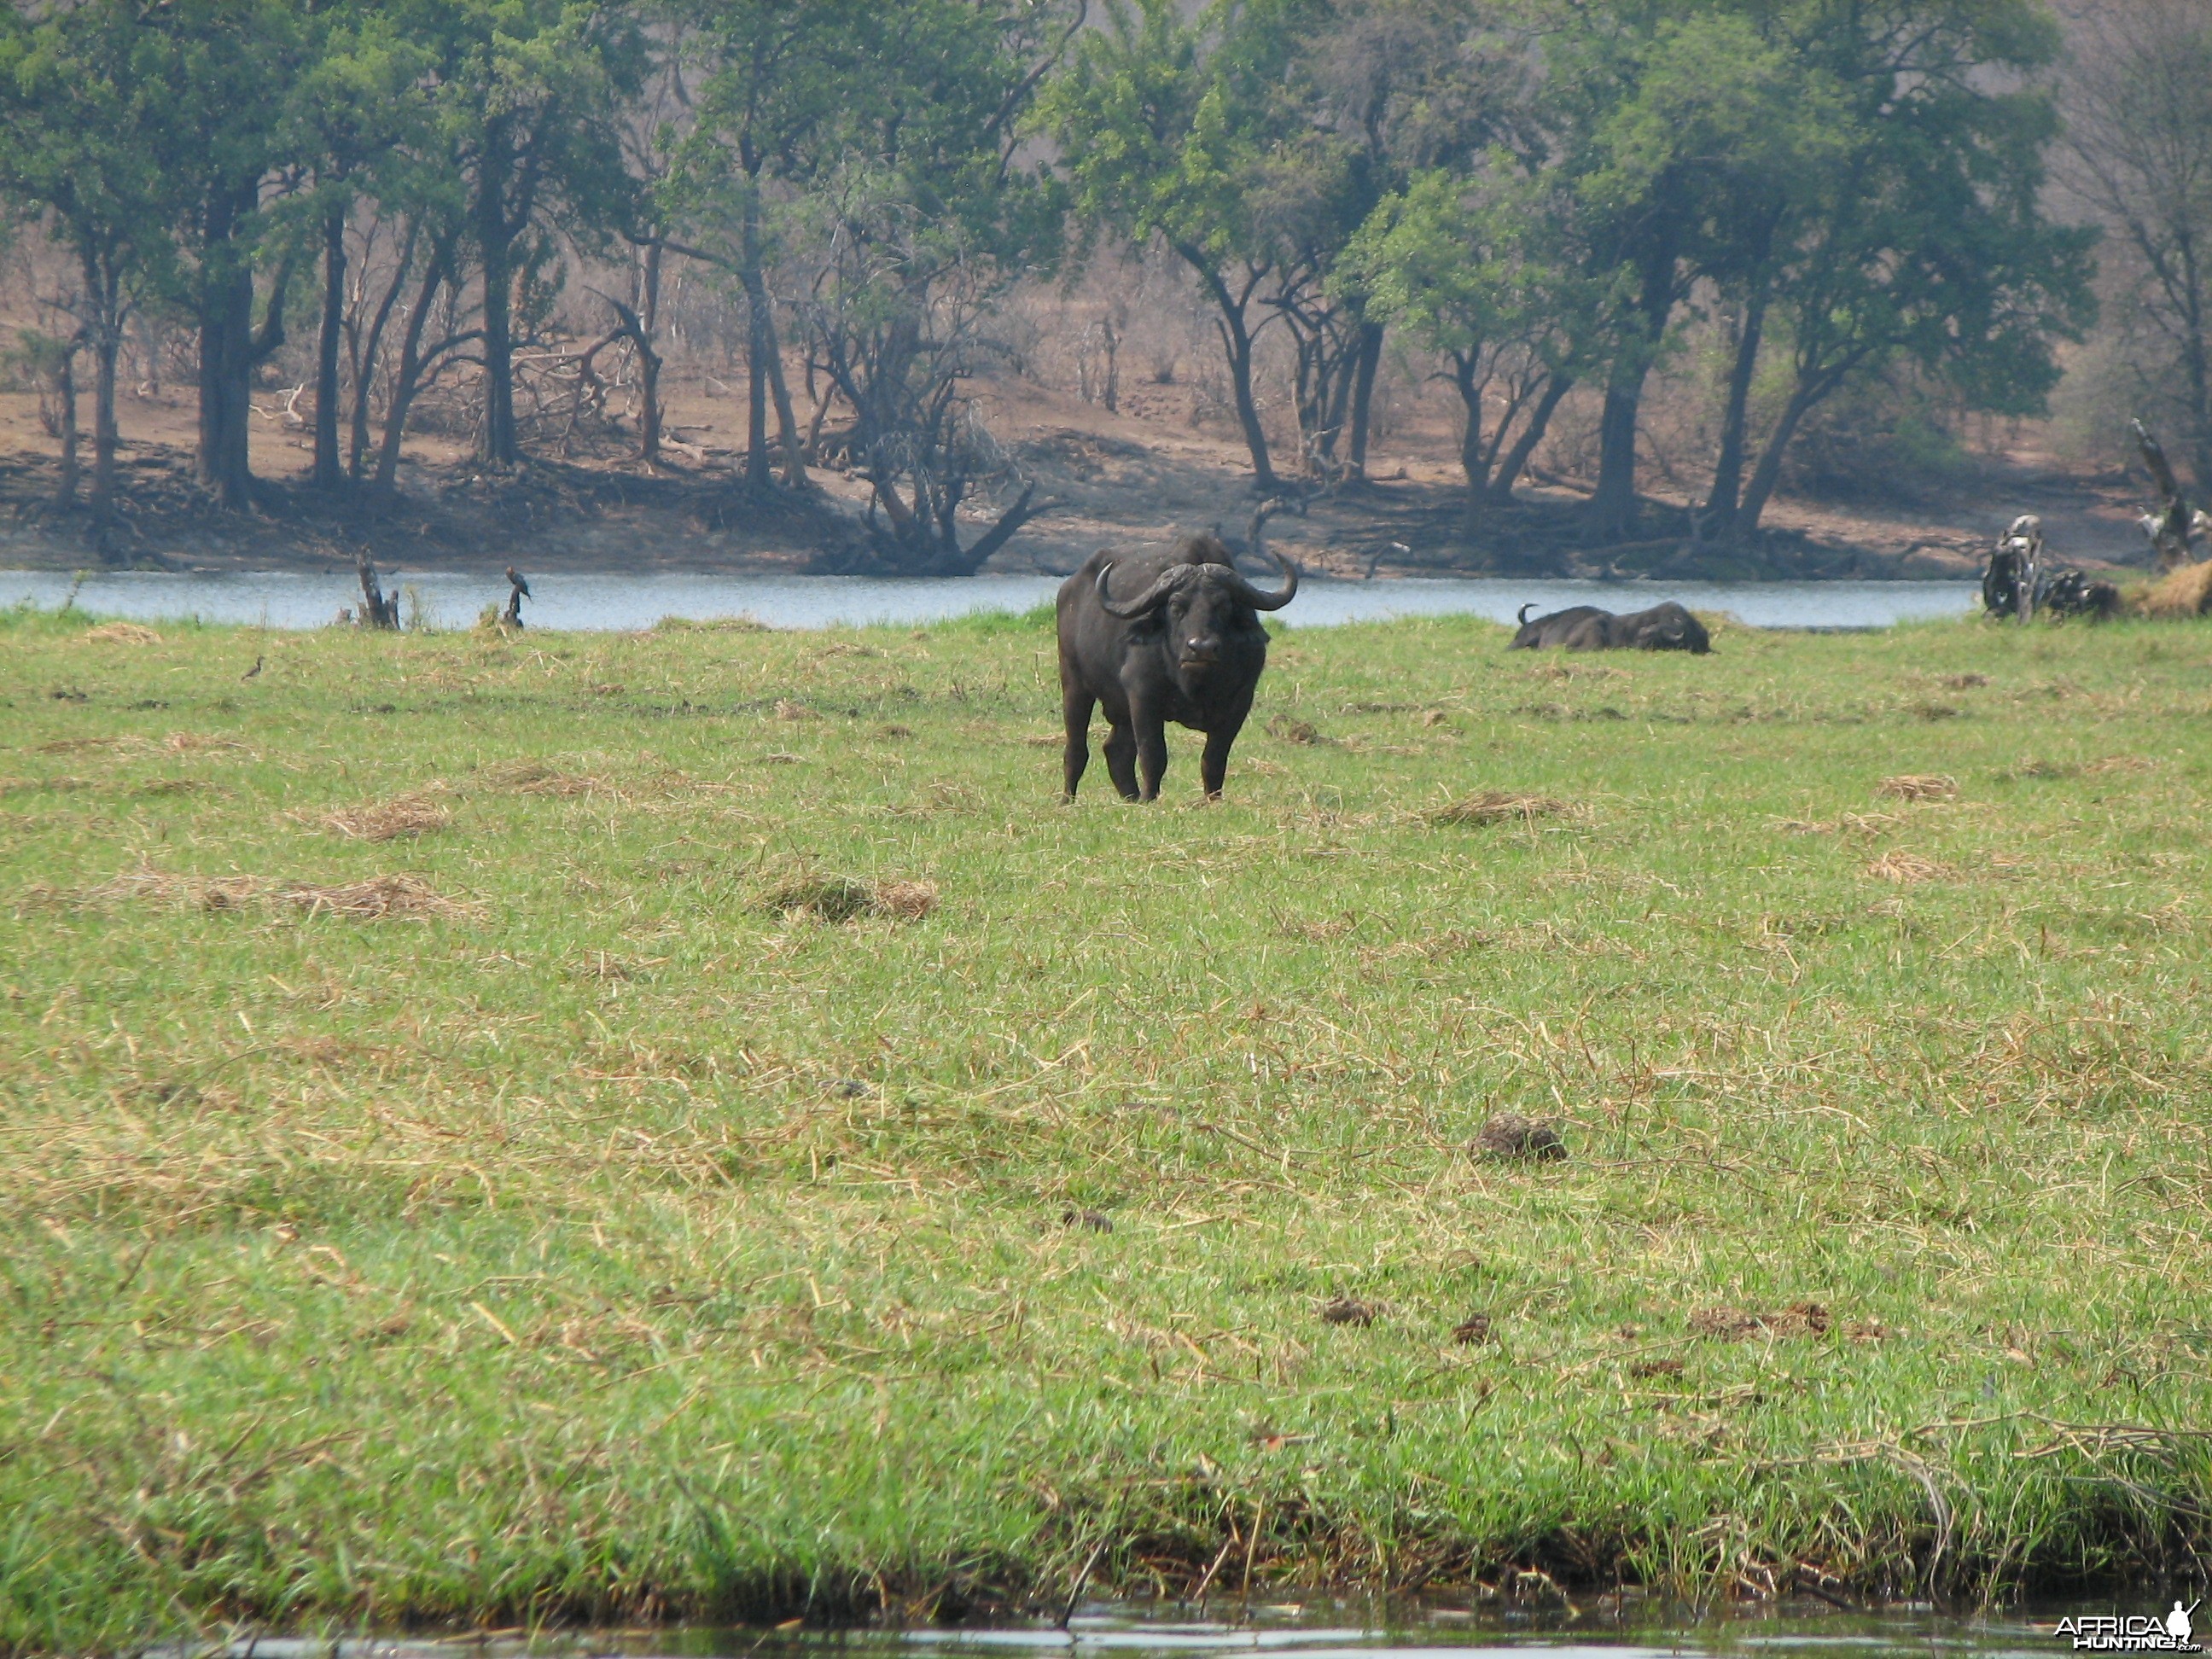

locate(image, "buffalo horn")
(1096, 560), (1185, 619)
(1220, 541), (1299, 611)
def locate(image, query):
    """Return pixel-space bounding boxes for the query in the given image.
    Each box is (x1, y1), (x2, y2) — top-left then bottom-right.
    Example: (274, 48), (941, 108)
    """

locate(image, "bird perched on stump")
(502, 568), (529, 628)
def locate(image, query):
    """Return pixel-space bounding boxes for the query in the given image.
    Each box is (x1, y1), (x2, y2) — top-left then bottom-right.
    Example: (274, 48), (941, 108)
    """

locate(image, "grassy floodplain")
(4, 598), (2212, 1649)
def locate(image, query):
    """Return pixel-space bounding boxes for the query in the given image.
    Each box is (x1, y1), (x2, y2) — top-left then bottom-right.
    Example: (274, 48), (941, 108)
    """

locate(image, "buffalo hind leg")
(1103, 720), (1140, 800)
(1061, 685), (1095, 798)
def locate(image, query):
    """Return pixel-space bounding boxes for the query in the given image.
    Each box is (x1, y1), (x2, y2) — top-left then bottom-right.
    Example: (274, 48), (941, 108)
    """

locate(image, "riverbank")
(4, 606), (2209, 1650)
(0, 377), (2154, 585)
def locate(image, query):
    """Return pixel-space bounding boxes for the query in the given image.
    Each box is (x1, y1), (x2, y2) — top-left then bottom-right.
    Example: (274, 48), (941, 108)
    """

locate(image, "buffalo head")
(1096, 532), (1297, 692)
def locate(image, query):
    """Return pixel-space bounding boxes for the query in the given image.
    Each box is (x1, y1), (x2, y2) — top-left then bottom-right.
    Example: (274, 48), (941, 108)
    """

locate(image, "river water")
(152, 1604), (2110, 1659)
(0, 569), (1981, 632)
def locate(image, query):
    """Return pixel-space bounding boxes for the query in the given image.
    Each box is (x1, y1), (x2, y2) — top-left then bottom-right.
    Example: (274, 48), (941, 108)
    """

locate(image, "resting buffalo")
(1511, 601), (1710, 654)
(1057, 512), (1298, 800)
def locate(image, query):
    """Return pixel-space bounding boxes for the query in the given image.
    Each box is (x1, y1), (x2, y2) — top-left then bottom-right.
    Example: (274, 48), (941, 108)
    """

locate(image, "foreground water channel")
(0, 570), (1980, 632)
(153, 1603), (2130, 1659)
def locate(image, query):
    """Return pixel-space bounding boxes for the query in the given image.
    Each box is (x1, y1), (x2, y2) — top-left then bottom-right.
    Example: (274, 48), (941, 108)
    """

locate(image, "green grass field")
(4, 599), (2211, 1651)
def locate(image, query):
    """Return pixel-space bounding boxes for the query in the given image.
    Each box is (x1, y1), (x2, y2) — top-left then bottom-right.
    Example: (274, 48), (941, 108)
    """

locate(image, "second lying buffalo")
(1511, 601), (1711, 654)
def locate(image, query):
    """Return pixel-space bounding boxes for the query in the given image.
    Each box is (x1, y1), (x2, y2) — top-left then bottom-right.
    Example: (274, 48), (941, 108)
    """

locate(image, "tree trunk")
(478, 227), (515, 466)
(742, 192), (771, 490)
(196, 236), (256, 507)
(1346, 319), (1383, 479)
(1734, 372), (1835, 535)
(90, 326), (118, 550)
(374, 256), (447, 489)
(1587, 231), (1681, 542)
(313, 200), (347, 487)
(736, 175), (808, 490)
(1180, 248), (1275, 490)
(1487, 374), (1572, 504)
(349, 217), (418, 480)
(1452, 352), (1488, 526)
(1703, 292), (1767, 527)
(54, 344), (79, 509)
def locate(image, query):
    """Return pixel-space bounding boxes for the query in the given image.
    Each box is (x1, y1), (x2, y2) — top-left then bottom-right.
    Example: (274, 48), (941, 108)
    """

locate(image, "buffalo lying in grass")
(1511, 601), (1710, 654)
(1057, 510), (1299, 800)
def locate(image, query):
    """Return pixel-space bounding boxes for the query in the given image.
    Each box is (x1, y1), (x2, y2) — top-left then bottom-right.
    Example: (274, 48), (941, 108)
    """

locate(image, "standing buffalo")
(1511, 601), (1710, 653)
(1057, 510), (1299, 800)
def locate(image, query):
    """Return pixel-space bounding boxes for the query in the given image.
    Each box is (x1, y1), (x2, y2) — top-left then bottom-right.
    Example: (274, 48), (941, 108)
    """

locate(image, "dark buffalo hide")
(1057, 527), (1297, 800)
(1511, 600), (1711, 653)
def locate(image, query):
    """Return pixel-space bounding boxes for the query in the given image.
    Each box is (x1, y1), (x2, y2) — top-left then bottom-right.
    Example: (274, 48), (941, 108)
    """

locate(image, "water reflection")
(0, 569), (1979, 632)
(172, 1604), (2080, 1659)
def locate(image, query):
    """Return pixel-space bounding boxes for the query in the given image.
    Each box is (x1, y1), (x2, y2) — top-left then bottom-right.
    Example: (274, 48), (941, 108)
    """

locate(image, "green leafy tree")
(789, 0), (1080, 573)
(1046, 0), (1320, 490)
(392, 0), (647, 470)
(1712, 0), (2097, 535)
(1347, 164), (1609, 528)
(0, 2), (174, 549)
(664, 0), (872, 492)
(285, 5), (438, 489)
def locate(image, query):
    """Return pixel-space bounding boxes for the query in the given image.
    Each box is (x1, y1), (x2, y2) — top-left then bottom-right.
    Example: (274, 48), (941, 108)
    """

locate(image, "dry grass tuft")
(1877, 773), (1959, 802)
(1866, 850), (1949, 884)
(1471, 1112), (1567, 1161)
(81, 867), (475, 920)
(277, 876), (474, 920)
(1691, 1302), (1831, 1341)
(2138, 562), (2212, 618)
(82, 622), (160, 645)
(480, 760), (603, 796)
(754, 872), (937, 923)
(165, 732), (249, 754)
(1428, 791), (1573, 828)
(324, 795), (452, 842)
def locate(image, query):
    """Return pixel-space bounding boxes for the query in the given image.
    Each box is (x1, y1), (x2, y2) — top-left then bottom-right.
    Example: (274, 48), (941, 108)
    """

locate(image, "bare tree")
(2060, 0), (2212, 492)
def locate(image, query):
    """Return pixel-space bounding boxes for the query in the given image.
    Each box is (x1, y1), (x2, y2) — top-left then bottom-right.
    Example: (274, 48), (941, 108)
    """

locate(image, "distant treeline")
(0, 0), (2203, 569)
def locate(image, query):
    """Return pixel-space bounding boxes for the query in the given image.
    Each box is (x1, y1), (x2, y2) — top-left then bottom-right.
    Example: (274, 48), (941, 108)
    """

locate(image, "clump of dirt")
(1866, 850), (1950, 884)
(1877, 773), (1959, 802)
(1427, 791), (1573, 828)
(1691, 1301), (1831, 1340)
(82, 622), (160, 645)
(1471, 1112), (1568, 1161)
(323, 794), (452, 842)
(1452, 1313), (1493, 1345)
(1319, 1296), (1377, 1326)
(754, 872), (938, 923)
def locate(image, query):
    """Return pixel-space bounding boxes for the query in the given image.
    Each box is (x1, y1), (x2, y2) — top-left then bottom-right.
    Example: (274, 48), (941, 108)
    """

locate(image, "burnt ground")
(0, 369), (2158, 581)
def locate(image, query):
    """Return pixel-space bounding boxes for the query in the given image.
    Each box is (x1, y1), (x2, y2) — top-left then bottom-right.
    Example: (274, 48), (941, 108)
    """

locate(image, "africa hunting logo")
(2056, 1603), (2203, 1653)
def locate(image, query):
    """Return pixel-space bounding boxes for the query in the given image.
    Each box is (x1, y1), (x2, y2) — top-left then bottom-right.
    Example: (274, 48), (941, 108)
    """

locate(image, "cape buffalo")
(1511, 600), (1710, 653)
(1057, 509), (1298, 800)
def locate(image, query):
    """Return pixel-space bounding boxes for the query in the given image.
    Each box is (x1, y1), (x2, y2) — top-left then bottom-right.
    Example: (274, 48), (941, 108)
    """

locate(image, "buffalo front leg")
(1103, 719), (1141, 801)
(1061, 684), (1095, 799)
(1199, 696), (1253, 800)
(1132, 705), (1170, 801)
